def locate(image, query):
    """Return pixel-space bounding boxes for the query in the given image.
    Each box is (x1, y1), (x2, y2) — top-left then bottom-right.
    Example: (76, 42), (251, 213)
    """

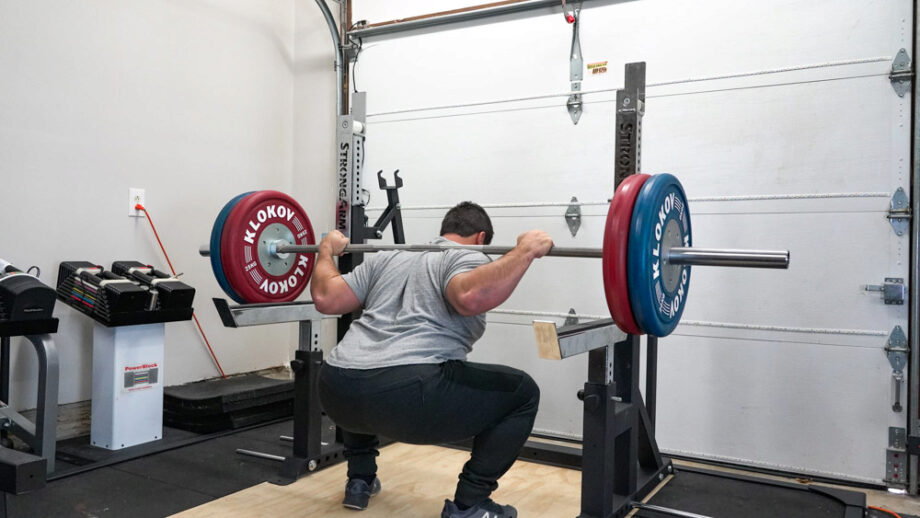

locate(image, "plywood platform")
(172, 441), (920, 518)
(172, 442), (581, 518)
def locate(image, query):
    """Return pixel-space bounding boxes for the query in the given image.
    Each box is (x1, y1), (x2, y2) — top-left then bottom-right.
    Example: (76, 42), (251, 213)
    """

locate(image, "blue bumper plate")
(627, 174), (692, 337)
(210, 192), (254, 303)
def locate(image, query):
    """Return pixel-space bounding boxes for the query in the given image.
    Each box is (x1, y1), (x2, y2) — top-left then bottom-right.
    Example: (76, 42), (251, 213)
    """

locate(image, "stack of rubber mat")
(163, 373), (294, 433)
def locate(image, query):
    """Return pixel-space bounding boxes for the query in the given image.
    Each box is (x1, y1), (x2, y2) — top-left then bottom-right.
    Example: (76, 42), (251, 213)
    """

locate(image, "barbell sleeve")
(201, 242), (789, 269)
(664, 247), (790, 269)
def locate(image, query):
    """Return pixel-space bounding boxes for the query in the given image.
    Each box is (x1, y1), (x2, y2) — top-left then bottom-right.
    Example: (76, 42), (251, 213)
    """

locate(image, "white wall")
(0, 0), (341, 409)
(293, 0), (340, 351)
(293, 0), (337, 252)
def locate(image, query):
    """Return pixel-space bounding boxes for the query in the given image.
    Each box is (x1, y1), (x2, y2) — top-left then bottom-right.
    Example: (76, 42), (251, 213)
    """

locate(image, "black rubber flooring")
(639, 467), (913, 518)
(7, 420), (913, 518)
(640, 469), (844, 517)
(10, 420), (294, 518)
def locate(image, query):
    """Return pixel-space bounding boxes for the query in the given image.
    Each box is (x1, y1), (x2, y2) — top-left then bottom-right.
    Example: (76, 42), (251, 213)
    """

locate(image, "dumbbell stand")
(0, 330), (59, 475)
(90, 322), (165, 450)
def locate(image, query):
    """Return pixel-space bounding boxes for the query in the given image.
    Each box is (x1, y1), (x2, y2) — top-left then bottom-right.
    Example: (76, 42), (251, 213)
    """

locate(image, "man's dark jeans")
(319, 360), (540, 507)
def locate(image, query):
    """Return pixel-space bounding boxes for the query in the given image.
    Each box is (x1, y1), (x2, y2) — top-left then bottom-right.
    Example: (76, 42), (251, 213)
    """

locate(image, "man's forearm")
(448, 246), (537, 316)
(310, 231), (361, 314)
(309, 246), (343, 304)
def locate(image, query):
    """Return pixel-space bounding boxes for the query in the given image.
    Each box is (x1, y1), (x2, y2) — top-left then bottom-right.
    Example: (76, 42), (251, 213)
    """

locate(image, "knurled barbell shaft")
(279, 243), (790, 268)
(276, 243), (603, 258)
(199, 244), (789, 269)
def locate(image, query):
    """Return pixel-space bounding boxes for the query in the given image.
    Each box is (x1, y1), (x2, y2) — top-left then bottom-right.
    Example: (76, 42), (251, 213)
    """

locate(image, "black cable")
(351, 36), (363, 93)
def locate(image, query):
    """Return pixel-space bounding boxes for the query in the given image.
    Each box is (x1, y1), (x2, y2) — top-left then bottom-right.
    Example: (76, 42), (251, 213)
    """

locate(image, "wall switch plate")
(129, 188), (145, 217)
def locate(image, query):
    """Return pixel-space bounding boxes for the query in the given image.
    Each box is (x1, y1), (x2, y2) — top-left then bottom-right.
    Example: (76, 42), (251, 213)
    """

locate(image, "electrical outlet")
(129, 188), (145, 217)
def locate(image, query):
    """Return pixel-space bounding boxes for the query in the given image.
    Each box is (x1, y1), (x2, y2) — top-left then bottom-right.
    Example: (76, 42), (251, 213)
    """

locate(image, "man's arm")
(309, 230), (362, 315)
(445, 230), (554, 316)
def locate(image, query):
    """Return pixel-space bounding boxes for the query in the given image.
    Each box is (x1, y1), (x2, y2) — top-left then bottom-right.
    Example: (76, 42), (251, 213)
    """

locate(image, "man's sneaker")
(441, 499), (518, 518)
(342, 477), (381, 511)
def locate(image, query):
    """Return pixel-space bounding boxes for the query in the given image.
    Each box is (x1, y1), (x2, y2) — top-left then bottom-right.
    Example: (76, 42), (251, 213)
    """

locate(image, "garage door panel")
(644, 76), (909, 197)
(353, 0), (912, 484)
(468, 319), (895, 483)
(356, 0), (910, 115)
(367, 77), (906, 204)
(655, 334), (896, 483)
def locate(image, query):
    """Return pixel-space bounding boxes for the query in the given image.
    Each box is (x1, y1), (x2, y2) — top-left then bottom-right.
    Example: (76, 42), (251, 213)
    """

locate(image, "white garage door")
(349, 0), (912, 485)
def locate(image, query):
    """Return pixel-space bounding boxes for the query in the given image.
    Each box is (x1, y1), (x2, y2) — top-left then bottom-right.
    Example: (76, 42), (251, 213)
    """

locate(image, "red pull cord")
(562, 0), (575, 23)
(136, 204), (227, 378)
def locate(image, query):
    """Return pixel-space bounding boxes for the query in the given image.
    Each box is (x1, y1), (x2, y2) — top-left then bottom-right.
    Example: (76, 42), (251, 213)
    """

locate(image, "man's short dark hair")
(440, 202), (493, 245)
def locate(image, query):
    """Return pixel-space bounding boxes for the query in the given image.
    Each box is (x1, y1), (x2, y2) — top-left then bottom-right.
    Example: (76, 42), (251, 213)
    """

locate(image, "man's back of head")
(440, 202), (493, 245)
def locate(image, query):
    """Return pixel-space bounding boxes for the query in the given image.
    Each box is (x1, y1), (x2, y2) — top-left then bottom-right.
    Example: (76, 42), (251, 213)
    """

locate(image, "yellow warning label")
(587, 61), (608, 75)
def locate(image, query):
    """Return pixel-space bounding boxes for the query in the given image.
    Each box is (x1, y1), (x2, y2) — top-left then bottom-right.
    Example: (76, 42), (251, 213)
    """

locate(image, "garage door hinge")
(891, 427), (907, 449)
(885, 326), (908, 414)
(887, 188), (911, 236)
(565, 308), (579, 326)
(565, 197), (582, 236)
(890, 48), (913, 97)
(887, 427), (908, 486)
(886, 449), (908, 486)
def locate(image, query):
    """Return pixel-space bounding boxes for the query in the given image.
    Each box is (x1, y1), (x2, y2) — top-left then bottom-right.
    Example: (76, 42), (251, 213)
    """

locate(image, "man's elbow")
(312, 297), (330, 314)
(313, 296), (346, 315)
(310, 287), (334, 314)
(452, 289), (490, 317)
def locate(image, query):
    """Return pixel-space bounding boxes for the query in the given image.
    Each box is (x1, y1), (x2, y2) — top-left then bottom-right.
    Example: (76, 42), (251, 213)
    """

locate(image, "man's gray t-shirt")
(325, 237), (491, 369)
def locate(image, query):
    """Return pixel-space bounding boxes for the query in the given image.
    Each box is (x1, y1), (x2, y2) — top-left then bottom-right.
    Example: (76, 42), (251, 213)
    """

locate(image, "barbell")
(199, 173), (790, 337)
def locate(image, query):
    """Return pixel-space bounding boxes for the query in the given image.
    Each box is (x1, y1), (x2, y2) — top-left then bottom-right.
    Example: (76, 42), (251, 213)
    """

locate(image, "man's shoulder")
(411, 237), (491, 270)
(441, 248), (491, 268)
